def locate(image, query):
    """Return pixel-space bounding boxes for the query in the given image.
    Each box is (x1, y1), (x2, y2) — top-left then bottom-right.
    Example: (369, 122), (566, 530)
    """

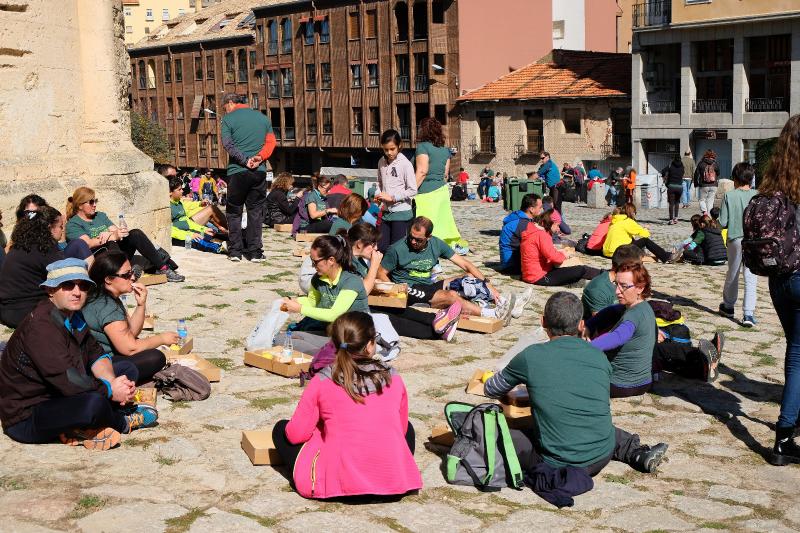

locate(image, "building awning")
(190, 95), (204, 119)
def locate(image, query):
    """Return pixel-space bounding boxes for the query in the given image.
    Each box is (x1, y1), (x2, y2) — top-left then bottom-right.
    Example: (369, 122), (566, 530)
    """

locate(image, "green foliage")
(130, 110), (171, 164)
(755, 137), (777, 186)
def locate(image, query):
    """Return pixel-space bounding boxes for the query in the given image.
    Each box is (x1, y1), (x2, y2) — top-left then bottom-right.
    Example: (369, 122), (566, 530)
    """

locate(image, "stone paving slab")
(1, 200), (799, 532)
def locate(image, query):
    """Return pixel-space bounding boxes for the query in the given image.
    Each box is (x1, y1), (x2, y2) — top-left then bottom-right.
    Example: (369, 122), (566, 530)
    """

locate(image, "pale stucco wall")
(0, 0), (169, 245)
(672, 0), (800, 24)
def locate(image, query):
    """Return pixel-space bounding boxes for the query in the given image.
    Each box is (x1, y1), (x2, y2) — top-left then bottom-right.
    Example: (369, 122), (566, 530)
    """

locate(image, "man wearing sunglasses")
(0, 258), (158, 450)
(537, 151), (563, 214)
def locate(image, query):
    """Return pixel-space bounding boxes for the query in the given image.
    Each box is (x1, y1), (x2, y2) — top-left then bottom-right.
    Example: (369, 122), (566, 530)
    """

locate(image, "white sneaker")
(511, 286), (533, 319)
(495, 293), (516, 327)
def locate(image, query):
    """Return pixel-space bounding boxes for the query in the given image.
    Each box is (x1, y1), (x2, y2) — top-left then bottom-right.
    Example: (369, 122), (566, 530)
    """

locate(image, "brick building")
(457, 50), (632, 180)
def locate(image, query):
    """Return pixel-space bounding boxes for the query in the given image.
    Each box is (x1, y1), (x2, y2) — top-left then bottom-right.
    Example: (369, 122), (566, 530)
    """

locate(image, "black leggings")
(654, 340), (707, 380)
(667, 187), (682, 220)
(103, 229), (167, 270)
(379, 219), (411, 253)
(303, 218), (333, 234)
(127, 349), (167, 385)
(384, 307), (438, 340)
(610, 382), (652, 398)
(632, 238), (671, 263)
(3, 359), (138, 443)
(533, 265), (602, 286)
(272, 419), (416, 477)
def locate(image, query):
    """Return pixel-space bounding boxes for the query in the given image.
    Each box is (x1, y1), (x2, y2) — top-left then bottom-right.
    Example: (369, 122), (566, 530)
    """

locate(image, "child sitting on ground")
(482, 180), (501, 203)
(680, 214), (727, 266)
(168, 177), (225, 254)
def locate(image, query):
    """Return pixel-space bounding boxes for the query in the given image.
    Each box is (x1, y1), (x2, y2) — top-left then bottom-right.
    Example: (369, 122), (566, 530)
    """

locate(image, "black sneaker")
(629, 442), (669, 473)
(164, 268), (185, 282)
(718, 303), (735, 319)
(698, 340), (719, 383)
(711, 331), (725, 357)
(245, 253), (267, 263)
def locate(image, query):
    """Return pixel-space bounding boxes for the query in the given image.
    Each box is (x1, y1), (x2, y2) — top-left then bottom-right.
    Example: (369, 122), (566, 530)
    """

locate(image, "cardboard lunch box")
(139, 273), (168, 286)
(429, 423), (455, 447)
(127, 309), (155, 330)
(558, 256), (585, 268)
(368, 283), (408, 309)
(418, 308), (504, 334)
(241, 429), (283, 465)
(133, 387), (157, 407)
(292, 247), (310, 257)
(501, 387), (531, 419)
(295, 232), (325, 243)
(165, 352), (221, 382)
(244, 348), (313, 378)
(158, 336), (194, 356)
(274, 223), (293, 233)
(465, 368), (492, 397)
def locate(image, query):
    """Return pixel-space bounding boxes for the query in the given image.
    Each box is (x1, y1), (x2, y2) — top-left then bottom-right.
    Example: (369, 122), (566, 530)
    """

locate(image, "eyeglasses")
(615, 281), (637, 292)
(110, 269), (139, 281)
(59, 280), (91, 292)
(310, 256), (331, 267)
(408, 235), (429, 244)
(83, 199), (99, 206)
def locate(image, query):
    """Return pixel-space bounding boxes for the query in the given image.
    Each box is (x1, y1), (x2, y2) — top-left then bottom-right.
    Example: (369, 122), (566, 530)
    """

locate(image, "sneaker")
(218, 241), (228, 255)
(511, 287), (533, 319)
(440, 315), (460, 343)
(132, 264), (144, 282)
(495, 293), (516, 327)
(245, 252), (267, 263)
(124, 404), (159, 433)
(453, 244), (470, 256)
(698, 339), (719, 383)
(228, 255), (242, 262)
(163, 268), (185, 282)
(60, 427), (121, 451)
(711, 331), (725, 356)
(433, 301), (462, 334)
(629, 442), (669, 473)
(666, 249), (683, 263)
(741, 315), (757, 328)
(718, 303), (734, 319)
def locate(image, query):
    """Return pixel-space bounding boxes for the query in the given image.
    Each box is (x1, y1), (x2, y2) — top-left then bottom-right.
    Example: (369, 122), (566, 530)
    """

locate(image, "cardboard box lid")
(241, 430), (283, 465)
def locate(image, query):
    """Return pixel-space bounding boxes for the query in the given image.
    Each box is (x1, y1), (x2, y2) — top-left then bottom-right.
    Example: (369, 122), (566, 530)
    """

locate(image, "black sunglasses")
(408, 235), (429, 244)
(59, 280), (91, 291)
(310, 256), (331, 267)
(83, 199), (99, 206)
(110, 269), (140, 281)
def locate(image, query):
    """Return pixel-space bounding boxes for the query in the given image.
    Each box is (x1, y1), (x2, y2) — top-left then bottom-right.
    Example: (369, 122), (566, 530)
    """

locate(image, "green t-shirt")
(301, 189), (327, 229)
(582, 271), (617, 319)
(352, 256), (370, 279)
(311, 270), (370, 315)
(220, 107), (273, 176)
(382, 208), (413, 223)
(611, 301), (657, 386)
(381, 236), (454, 286)
(65, 212), (115, 242)
(415, 142), (450, 194)
(499, 336), (616, 468)
(329, 217), (352, 236)
(82, 293), (127, 354)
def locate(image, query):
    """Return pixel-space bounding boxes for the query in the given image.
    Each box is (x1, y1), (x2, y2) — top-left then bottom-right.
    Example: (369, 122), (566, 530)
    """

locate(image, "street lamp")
(432, 63), (458, 89)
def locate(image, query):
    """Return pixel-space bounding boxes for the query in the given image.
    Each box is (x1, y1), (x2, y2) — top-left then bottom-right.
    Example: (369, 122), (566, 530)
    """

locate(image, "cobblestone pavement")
(1, 200), (798, 532)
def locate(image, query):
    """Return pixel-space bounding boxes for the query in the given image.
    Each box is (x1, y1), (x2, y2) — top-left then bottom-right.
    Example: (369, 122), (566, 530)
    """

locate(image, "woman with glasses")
(82, 251), (178, 384)
(583, 262), (657, 398)
(65, 187), (184, 282)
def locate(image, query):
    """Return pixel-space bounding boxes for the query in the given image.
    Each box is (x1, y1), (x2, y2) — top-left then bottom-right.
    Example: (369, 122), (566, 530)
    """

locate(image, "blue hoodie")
(499, 210), (532, 269)
(538, 159), (561, 188)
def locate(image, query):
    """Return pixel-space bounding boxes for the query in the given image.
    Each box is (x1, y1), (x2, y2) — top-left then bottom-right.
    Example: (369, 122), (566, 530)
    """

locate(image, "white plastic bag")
(493, 326), (548, 372)
(298, 255), (315, 295)
(370, 313), (401, 362)
(246, 300), (289, 351)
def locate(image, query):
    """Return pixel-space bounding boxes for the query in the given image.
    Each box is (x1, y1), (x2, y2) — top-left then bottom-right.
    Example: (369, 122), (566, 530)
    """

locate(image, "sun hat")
(40, 258), (94, 289)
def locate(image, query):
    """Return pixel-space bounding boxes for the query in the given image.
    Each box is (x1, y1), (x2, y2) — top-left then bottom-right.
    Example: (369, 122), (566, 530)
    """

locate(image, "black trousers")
(533, 266), (601, 287)
(510, 426), (640, 476)
(128, 349), (167, 385)
(272, 419), (416, 477)
(3, 359), (138, 443)
(379, 219), (411, 253)
(667, 187), (682, 220)
(610, 382), (652, 398)
(654, 340), (707, 380)
(384, 306), (437, 339)
(105, 229), (167, 270)
(549, 184), (563, 214)
(303, 218), (333, 234)
(226, 170), (267, 257)
(632, 238), (671, 263)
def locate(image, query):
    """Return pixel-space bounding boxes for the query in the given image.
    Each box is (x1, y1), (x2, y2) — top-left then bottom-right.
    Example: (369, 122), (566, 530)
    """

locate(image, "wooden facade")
(128, 0), (460, 175)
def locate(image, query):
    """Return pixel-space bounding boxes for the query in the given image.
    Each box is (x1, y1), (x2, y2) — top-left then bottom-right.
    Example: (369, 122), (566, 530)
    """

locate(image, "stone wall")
(0, 0), (169, 244)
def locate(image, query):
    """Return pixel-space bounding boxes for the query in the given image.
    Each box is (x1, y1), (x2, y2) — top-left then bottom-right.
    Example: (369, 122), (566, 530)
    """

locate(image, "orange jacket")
(623, 170), (637, 190)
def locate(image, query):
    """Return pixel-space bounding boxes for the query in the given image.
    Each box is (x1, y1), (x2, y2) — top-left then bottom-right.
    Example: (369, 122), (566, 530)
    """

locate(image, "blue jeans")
(769, 273), (800, 428)
(681, 180), (692, 205)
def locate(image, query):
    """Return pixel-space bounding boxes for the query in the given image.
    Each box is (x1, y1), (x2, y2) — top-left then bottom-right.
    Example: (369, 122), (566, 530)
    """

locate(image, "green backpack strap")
(497, 413), (524, 489)
(482, 410), (497, 486)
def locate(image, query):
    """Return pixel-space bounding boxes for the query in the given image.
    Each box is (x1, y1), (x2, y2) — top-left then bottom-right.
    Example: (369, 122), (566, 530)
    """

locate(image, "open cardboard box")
(501, 387), (531, 419)
(429, 423), (455, 447)
(368, 283), (408, 309)
(159, 336), (194, 355)
(558, 256), (585, 268)
(465, 368), (491, 396)
(133, 387), (157, 407)
(244, 348), (312, 378)
(165, 352), (221, 382)
(127, 309), (155, 330)
(295, 232), (325, 243)
(140, 273), (167, 286)
(292, 247), (310, 257)
(418, 309), (503, 334)
(274, 223), (293, 233)
(242, 429), (283, 465)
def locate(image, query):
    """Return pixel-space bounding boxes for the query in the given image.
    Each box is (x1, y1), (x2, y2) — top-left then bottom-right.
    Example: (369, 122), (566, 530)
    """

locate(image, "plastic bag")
(370, 313), (401, 362)
(246, 300), (289, 351)
(493, 326), (548, 372)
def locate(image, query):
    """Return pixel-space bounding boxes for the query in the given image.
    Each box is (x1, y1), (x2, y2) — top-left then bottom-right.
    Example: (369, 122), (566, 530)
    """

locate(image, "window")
(174, 58), (182, 81)
(168, 134), (175, 157)
(237, 49), (248, 82)
(137, 60), (145, 89)
(434, 104), (447, 125)
(270, 108), (282, 139)
(163, 59), (172, 82)
(256, 24), (264, 43)
(351, 64), (362, 88)
(249, 50), (257, 69)
(306, 63), (316, 90)
(146, 60), (156, 89)
(321, 62), (331, 89)
(524, 109), (544, 153)
(322, 108), (333, 134)
(369, 106), (380, 133)
(281, 67), (293, 96)
(365, 9), (377, 38)
(166, 97), (173, 119)
(199, 134), (208, 157)
(563, 108), (581, 134)
(433, 54), (445, 74)
(477, 111), (495, 153)
(280, 18), (292, 54)
(395, 55), (409, 91)
(397, 104), (411, 139)
(367, 63), (378, 87)
(144, 26), (150, 35)
(304, 21), (315, 45)
(225, 50), (235, 83)
(348, 11), (360, 40)
(145, 8), (153, 21)
(251, 93), (259, 109)
(124, 7), (131, 16)
(206, 55), (215, 79)
(210, 134), (219, 157)
(125, 25), (132, 33)
(267, 20), (278, 54)
(284, 107), (295, 139)
(206, 94), (216, 119)
(415, 102), (429, 125)
(179, 8), (185, 16)
(414, 53), (428, 91)
(394, 2), (408, 41)
(179, 134), (186, 157)
(194, 57), (203, 80)
(319, 17), (330, 43)
(432, 0), (444, 23)
(412, 1), (428, 40)
(267, 70), (279, 97)
(176, 97), (184, 119)
(552, 20), (564, 40)
(353, 107), (363, 133)
(307, 108), (317, 134)
(162, 8), (169, 21)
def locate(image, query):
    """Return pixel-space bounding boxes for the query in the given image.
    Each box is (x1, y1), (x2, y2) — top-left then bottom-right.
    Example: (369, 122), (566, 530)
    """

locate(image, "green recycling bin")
(347, 178), (366, 197)
(505, 178), (545, 212)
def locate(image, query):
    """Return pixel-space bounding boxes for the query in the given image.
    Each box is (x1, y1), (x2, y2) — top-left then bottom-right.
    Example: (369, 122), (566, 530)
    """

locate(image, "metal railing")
(745, 97), (788, 112)
(692, 99), (731, 113)
(478, 133), (496, 154)
(399, 125), (411, 139)
(268, 84), (279, 98)
(281, 40), (292, 54)
(632, 0), (671, 28)
(268, 41), (278, 55)
(282, 84), (293, 97)
(526, 133), (543, 154)
(284, 127), (295, 140)
(642, 100), (677, 114)
(395, 75), (409, 92)
(414, 74), (429, 91)
(612, 134), (632, 157)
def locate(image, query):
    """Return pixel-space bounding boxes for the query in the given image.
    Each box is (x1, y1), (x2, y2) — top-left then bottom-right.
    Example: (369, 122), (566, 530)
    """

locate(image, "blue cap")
(40, 258), (95, 288)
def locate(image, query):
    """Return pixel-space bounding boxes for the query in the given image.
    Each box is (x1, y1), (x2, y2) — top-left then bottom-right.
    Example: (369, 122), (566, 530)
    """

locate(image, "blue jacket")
(499, 210), (532, 269)
(538, 160), (561, 188)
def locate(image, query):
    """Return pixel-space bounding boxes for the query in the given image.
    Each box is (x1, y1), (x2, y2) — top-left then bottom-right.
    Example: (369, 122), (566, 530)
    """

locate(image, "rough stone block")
(587, 183), (607, 208)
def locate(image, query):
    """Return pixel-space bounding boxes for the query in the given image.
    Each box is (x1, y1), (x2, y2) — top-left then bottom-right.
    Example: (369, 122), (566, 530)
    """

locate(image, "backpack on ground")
(443, 402), (523, 492)
(153, 363), (211, 401)
(742, 192), (800, 276)
(451, 184), (467, 201)
(702, 163), (717, 184)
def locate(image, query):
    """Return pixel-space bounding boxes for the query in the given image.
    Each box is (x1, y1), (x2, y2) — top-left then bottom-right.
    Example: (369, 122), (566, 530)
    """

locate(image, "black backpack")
(742, 192), (800, 276)
(451, 184), (467, 202)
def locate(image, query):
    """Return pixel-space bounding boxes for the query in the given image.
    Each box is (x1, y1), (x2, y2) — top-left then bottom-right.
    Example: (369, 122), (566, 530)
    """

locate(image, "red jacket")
(587, 216), (612, 250)
(520, 224), (566, 283)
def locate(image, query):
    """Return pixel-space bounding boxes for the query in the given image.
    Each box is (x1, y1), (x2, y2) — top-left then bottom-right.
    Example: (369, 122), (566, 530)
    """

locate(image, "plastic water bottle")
(117, 213), (128, 231)
(184, 234), (192, 250)
(282, 331), (293, 357)
(177, 319), (188, 347)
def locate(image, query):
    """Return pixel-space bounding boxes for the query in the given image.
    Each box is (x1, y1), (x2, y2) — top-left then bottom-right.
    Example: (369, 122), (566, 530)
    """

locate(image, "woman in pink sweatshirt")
(272, 311), (422, 499)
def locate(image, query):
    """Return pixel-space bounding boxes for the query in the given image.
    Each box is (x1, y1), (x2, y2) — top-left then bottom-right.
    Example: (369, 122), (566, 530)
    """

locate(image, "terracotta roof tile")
(458, 50), (631, 102)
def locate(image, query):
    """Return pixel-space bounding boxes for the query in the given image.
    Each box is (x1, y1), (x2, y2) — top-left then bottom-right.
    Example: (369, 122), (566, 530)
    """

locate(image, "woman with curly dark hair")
(15, 194), (48, 221)
(414, 118), (463, 249)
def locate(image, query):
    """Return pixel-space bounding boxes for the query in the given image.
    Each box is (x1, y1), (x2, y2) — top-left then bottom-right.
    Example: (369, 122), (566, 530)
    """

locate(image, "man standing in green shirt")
(221, 93), (275, 263)
(485, 292), (668, 475)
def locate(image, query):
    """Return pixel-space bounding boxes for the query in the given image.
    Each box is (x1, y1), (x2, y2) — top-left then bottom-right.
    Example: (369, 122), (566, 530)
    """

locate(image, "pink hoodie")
(286, 372), (422, 499)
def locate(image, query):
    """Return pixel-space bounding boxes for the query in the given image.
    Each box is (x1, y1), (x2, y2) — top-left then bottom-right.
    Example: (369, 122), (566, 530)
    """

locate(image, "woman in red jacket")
(521, 211), (602, 286)
(272, 311), (422, 499)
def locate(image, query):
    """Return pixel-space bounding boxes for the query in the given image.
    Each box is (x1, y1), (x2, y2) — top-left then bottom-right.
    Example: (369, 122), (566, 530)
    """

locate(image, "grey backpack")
(444, 402), (523, 491)
(153, 363), (211, 401)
